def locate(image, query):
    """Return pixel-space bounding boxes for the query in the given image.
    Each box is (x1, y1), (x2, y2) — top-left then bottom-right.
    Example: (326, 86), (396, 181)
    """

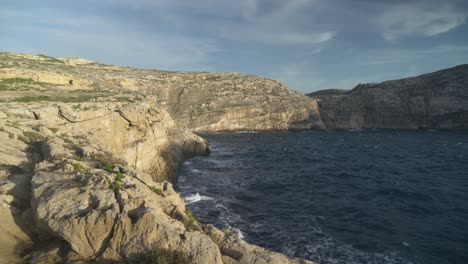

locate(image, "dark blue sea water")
(176, 131), (468, 264)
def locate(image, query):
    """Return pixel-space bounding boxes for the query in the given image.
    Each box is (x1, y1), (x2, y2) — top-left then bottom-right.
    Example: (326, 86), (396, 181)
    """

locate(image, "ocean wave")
(282, 236), (411, 264)
(183, 193), (214, 205)
(233, 228), (245, 239)
(189, 168), (201, 174)
(235, 130), (258, 133)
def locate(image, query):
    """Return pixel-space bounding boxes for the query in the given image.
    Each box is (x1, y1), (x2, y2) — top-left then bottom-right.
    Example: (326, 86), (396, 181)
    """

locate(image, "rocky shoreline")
(0, 98), (314, 263)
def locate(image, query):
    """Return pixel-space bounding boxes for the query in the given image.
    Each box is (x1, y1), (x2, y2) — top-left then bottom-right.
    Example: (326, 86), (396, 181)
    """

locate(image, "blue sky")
(1, 0), (468, 92)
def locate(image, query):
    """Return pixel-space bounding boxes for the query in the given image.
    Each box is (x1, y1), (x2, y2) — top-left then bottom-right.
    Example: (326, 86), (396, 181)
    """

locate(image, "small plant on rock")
(109, 181), (121, 191)
(148, 186), (163, 196)
(185, 210), (201, 231)
(72, 162), (87, 173)
(142, 247), (193, 264)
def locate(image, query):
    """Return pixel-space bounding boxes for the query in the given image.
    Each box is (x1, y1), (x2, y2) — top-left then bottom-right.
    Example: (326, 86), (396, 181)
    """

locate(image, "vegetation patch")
(141, 247), (193, 264)
(101, 160), (115, 173)
(72, 104), (98, 111)
(209, 229), (218, 243)
(95, 156), (127, 192)
(0, 78), (47, 91)
(148, 186), (163, 196)
(109, 181), (121, 191)
(0, 91), (111, 104)
(185, 210), (201, 231)
(72, 162), (87, 173)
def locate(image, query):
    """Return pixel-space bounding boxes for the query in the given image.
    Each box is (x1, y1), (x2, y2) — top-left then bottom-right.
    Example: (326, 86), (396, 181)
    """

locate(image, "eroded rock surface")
(0, 98), (313, 263)
(0, 52), (324, 132)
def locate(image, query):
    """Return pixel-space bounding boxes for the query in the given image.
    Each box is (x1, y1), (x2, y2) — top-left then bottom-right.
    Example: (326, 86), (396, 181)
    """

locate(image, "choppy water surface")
(176, 131), (468, 264)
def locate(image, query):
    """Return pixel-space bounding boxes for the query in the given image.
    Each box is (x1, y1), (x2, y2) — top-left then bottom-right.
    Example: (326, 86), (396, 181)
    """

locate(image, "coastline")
(0, 99), (315, 264)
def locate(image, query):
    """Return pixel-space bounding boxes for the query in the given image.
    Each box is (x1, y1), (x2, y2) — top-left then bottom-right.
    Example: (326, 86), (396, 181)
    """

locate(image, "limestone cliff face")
(0, 52), (324, 132)
(0, 98), (314, 264)
(311, 65), (468, 130)
(144, 72), (324, 131)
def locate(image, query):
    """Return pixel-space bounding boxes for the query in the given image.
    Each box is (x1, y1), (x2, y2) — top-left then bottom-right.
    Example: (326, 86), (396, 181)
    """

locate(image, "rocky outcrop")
(310, 65), (468, 130)
(0, 98), (314, 263)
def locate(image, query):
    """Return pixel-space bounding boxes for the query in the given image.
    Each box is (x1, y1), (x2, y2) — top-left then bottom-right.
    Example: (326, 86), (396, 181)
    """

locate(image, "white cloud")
(98, 0), (333, 46)
(219, 29), (334, 46)
(380, 2), (467, 40)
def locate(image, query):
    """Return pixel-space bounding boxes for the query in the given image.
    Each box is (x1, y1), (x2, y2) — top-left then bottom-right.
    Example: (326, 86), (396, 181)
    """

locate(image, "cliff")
(309, 65), (468, 130)
(0, 52), (324, 132)
(2, 52), (466, 132)
(0, 52), (314, 263)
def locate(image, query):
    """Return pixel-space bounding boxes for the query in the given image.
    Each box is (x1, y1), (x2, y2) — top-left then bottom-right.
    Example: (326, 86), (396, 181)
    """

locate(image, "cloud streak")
(379, 2), (467, 40)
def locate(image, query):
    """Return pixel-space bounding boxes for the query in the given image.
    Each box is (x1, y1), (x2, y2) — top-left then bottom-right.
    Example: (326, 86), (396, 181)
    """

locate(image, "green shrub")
(101, 161), (114, 173)
(109, 181), (121, 191)
(72, 162), (87, 173)
(209, 230), (217, 243)
(115, 170), (125, 182)
(142, 247), (193, 264)
(185, 211), (201, 231)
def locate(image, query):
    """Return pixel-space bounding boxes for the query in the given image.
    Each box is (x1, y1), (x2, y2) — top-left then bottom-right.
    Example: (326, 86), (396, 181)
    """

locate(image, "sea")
(175, 130), (468, 264)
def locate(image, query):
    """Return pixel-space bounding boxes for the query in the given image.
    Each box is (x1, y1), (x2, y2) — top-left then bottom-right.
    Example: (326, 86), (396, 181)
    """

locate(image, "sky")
(1, 0), (468, 93)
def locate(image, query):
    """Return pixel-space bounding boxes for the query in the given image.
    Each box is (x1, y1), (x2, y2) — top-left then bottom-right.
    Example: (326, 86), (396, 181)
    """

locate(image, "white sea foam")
(233, 228), (245, 239)
(183, 193), (214, 205)
(235, 130), (258, 133)
(178, 176), (187, 183)
(189, 168), (201, 174)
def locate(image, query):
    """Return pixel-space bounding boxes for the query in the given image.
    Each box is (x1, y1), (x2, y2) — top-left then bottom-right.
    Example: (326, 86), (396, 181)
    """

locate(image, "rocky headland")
(308, 65), (468, 130)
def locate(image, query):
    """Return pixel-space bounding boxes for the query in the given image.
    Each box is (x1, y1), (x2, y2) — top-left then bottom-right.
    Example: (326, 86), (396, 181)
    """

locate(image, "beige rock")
(0, 202), (33, 263)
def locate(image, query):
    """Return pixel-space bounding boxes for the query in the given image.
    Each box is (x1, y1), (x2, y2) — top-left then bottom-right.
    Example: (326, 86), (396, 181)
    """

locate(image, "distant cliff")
(309, 65), (468, 130)
(0, 52), (324, 132)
